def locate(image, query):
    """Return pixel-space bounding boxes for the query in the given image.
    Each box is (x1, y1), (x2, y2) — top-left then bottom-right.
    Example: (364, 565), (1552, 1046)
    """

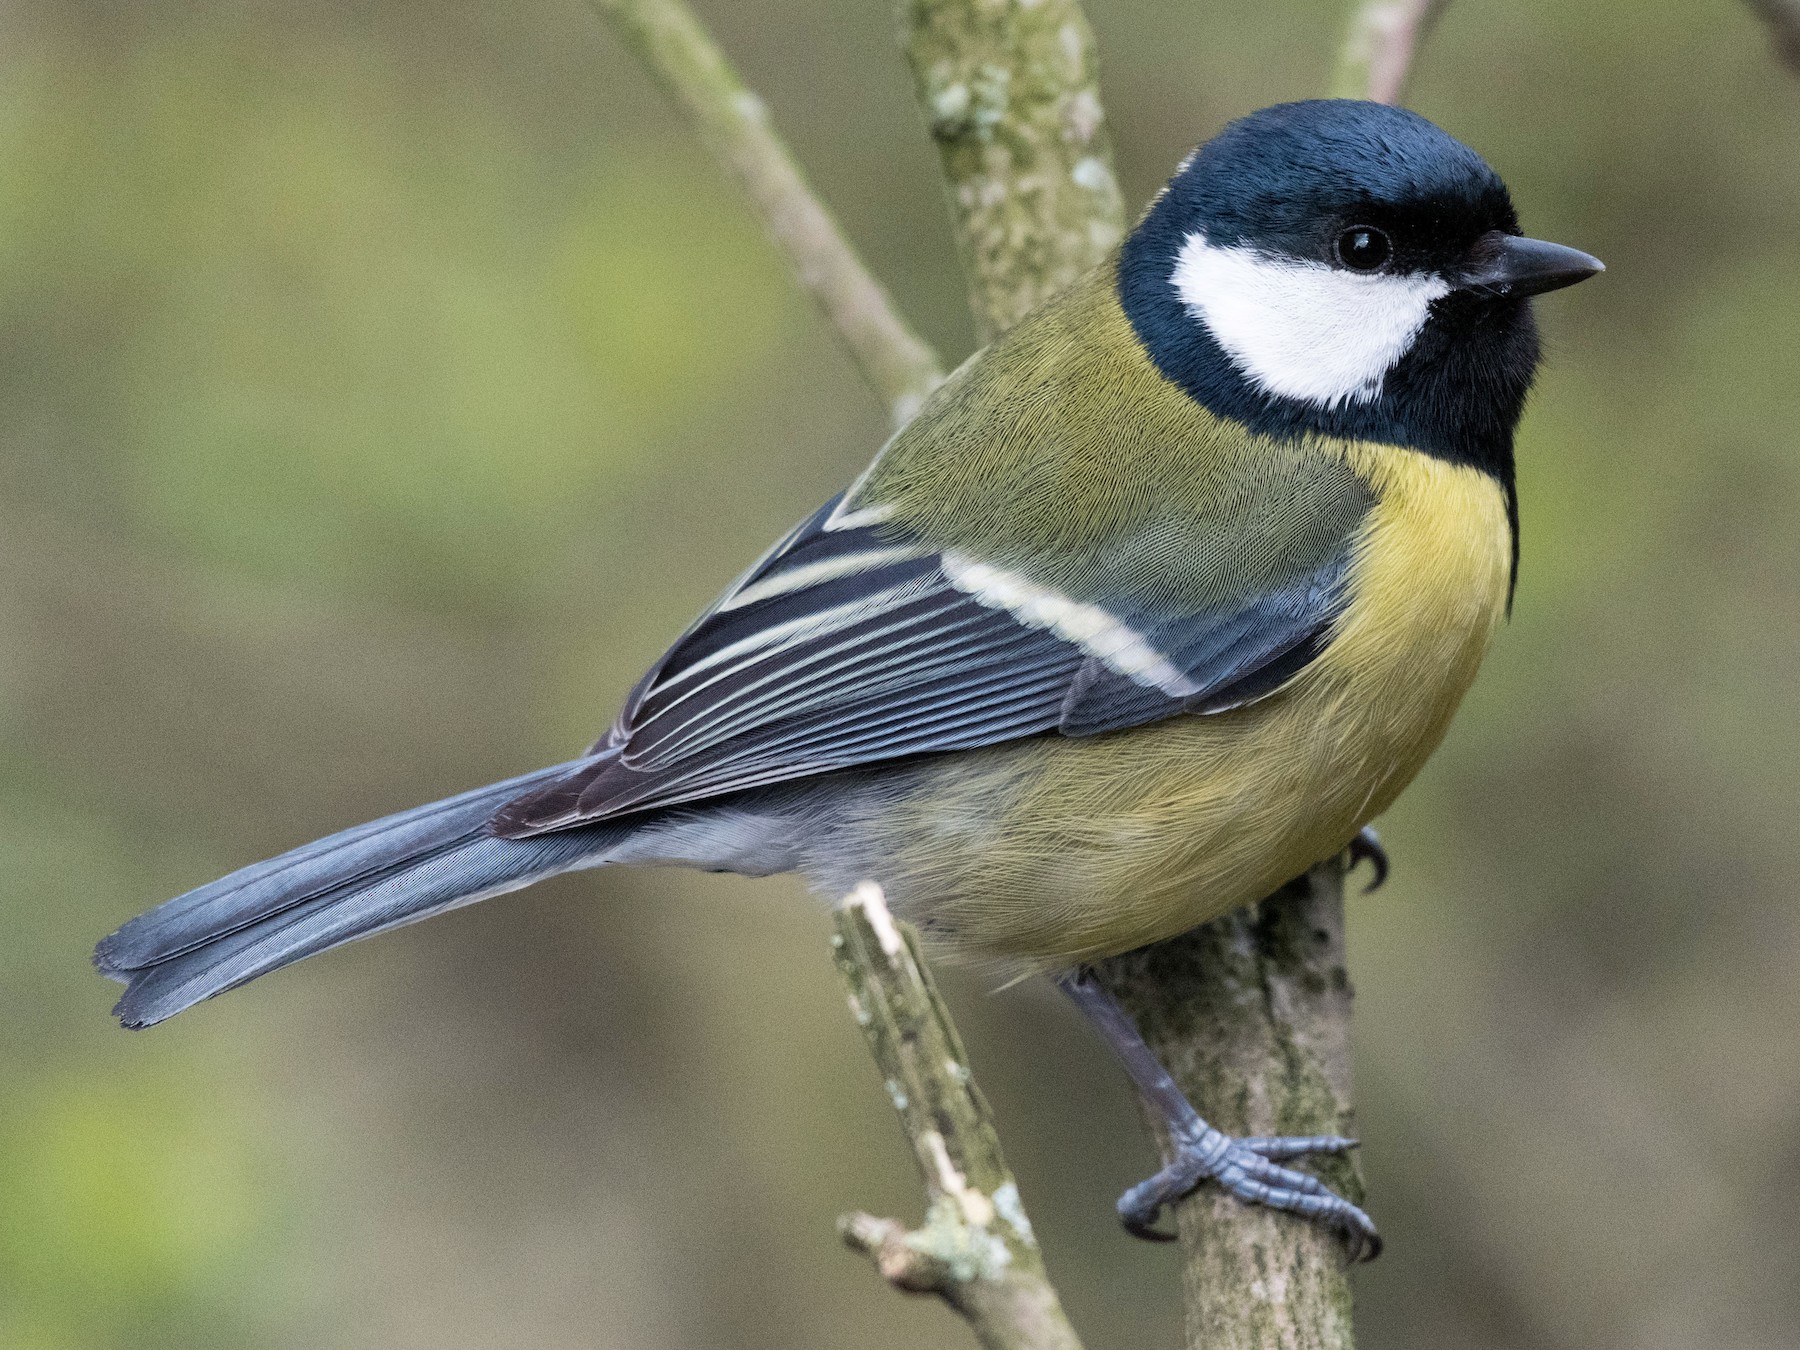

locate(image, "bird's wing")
(491, 262), (1377, 838)
(491, 491), (1361, 836)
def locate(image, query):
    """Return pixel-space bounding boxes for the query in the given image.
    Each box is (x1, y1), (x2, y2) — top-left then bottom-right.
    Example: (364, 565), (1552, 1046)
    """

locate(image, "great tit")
(96, 99), (1601, 1251)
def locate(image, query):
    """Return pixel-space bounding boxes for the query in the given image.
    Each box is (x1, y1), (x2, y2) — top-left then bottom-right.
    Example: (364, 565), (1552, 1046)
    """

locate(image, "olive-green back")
(854, 261), (1373, 621)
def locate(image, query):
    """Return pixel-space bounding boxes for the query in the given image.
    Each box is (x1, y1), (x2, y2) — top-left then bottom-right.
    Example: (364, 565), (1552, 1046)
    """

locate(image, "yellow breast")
(882, 442), (1514, 967)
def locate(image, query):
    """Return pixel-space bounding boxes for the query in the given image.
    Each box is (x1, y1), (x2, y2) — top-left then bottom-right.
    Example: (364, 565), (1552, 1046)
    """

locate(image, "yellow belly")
(878, 442), (1513, 966)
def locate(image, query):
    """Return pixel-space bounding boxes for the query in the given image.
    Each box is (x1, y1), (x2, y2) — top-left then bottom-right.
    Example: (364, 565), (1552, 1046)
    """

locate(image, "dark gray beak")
(1459, 232), (1605, 299)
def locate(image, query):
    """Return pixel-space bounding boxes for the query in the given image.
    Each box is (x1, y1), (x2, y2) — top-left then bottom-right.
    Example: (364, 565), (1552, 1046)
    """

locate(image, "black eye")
(1336, 226), (1392, 271)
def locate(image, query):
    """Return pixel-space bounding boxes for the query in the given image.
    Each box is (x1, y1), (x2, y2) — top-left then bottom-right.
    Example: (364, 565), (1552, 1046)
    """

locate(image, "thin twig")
(897, 0), (1127, 339)
(1746, 0), (1800, 75)
(588, 0), (945, 425)
(832, 883), (1085, 1350)
(1331, 0), (1454, 105)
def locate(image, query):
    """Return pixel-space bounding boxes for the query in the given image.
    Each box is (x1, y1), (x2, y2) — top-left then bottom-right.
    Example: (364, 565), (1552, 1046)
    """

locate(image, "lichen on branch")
(832, 883), (1084, 1350)
(603, 1), (1467, 1344)
(1093, 864), (1365, 1350)
(897, 0), (1127, 339)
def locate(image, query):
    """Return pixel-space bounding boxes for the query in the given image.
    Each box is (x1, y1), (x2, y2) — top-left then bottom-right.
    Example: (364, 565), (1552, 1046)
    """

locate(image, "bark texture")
(901, 4), (1370, 1348)
(907, 5), (1368, 1346)
(834, 884), (1085, 1350)
(603, 1), (1411, 1344)
(1093, 864), (1363, 1350)
(897, 0), (1127, 339)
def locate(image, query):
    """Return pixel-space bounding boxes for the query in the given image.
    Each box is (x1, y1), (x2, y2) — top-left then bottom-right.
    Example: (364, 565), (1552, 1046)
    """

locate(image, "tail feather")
(95, 760), (628, 1029)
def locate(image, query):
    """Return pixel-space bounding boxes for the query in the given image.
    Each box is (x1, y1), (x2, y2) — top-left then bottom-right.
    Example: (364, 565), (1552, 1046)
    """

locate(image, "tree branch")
(1331, 0), (1453, 105)
(1092, 864), (1365, 1350)
(1746, 0), (1800, 76)
(897, 0), (1127, 340)
(634, 0), (1449, 1339)
(832, 883), (1085, 1350)
(892, 5), (1422, 1348)
(588, 0), (945, 425)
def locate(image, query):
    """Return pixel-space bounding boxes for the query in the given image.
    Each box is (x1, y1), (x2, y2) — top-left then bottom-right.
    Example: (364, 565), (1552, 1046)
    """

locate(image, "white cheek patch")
(1171, 231), (1451, 409)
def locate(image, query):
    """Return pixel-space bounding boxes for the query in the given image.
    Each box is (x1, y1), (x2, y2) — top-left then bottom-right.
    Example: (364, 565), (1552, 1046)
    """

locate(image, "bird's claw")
(1347, 826), (1389, 893)
(1117, 1130), (1381, 1261)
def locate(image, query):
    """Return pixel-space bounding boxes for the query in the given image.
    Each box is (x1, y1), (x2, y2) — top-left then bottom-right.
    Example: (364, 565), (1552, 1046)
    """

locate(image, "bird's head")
(1119, 99), (1602, 477)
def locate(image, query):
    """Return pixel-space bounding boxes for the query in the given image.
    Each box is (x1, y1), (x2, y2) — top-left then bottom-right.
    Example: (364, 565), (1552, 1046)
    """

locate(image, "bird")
(95, 98), (1602, 1256)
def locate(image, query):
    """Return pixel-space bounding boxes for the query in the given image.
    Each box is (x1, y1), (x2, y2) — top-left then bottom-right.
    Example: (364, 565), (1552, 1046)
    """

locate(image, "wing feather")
(490, 493), (1358, 837)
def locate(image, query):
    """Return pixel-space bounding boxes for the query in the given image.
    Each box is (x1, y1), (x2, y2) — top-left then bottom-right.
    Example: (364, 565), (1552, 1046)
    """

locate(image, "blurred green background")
(2, 0), (1797, 1346)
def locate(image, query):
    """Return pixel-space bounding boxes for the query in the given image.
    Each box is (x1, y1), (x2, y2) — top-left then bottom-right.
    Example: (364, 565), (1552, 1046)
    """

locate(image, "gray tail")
(95, 759), (626, 1029)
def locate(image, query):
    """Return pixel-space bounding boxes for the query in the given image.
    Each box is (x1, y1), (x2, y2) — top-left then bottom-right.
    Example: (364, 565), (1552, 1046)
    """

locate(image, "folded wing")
(490, 493), (1358, 836)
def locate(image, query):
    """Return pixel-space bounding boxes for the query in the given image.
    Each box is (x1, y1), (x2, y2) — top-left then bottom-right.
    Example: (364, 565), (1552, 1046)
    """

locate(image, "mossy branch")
(608, 0), (1458, 1344)
(897, 2), (1457, 1347)
(587, 0), (945, 425)
(896, 0), (1127, 340)
(1093, 863), (1366, 1350)
(833, 884), (1085, 1350)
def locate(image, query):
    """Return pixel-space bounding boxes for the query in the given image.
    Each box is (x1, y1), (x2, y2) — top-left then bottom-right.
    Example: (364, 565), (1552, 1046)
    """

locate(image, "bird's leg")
(1347, 825), (1389, 892)
(1056, 967), (1381, 1260)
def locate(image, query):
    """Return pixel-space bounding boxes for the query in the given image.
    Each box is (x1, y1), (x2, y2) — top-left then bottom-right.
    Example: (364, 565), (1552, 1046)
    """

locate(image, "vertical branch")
(1331, 0), (1453, 105)
(834, 884), (1086, 1350)
(897, 0), (1127, 339)
(897, 3), (1466, 1348)
(606, 0), (1463, 1342)
(588, 0), (945, 424)
(1091, 865), (1364, 1350)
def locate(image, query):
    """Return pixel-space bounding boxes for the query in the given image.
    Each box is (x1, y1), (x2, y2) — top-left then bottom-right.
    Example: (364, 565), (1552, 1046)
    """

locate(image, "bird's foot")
(1119, 1127), (1381, 1260)
(1057, 968), (1382, 1261)
(1346, 825), (1389, 892)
